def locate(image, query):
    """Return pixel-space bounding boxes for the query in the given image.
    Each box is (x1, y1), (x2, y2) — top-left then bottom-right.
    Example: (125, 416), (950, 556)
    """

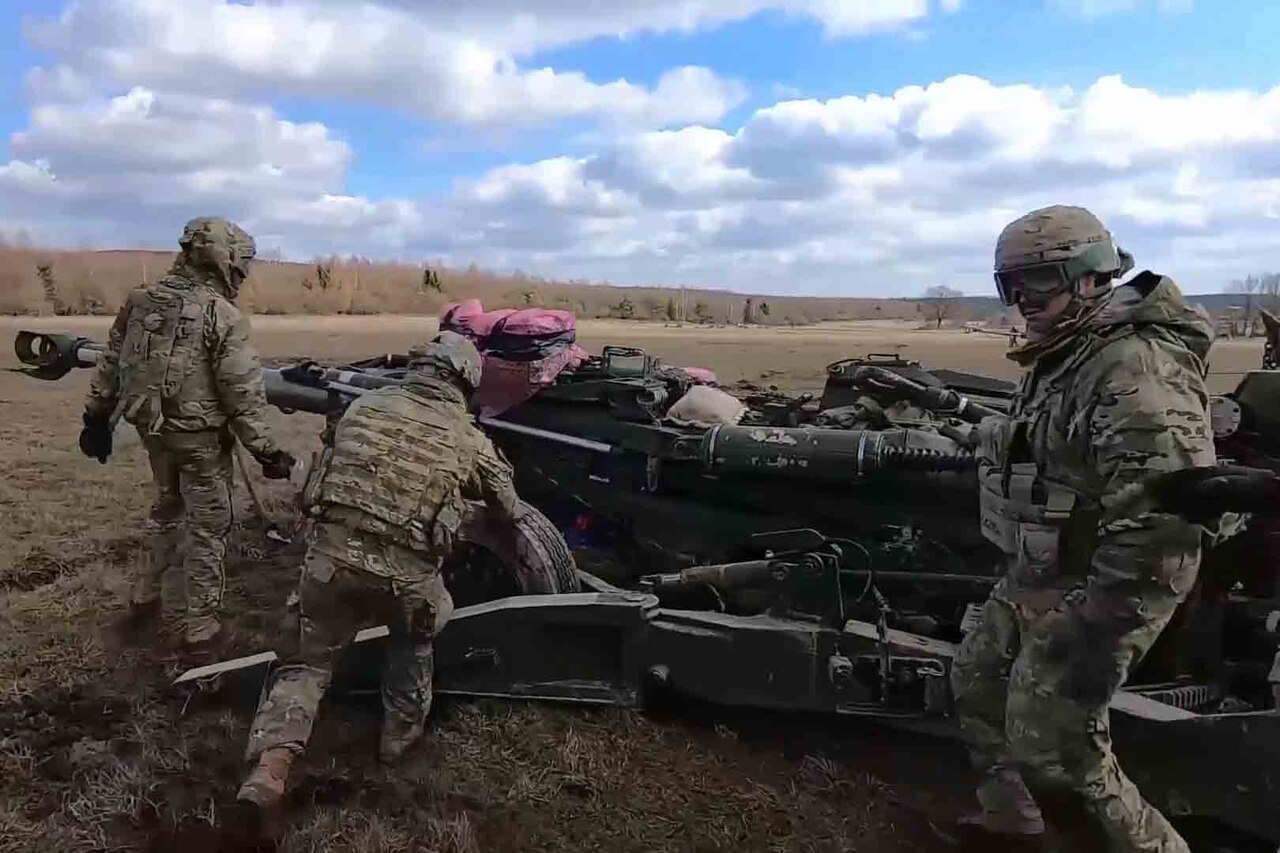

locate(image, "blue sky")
(2, 0), (1279, 296)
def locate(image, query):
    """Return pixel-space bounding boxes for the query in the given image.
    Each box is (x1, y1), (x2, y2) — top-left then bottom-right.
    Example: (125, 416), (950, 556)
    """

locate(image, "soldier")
(79, 217), (295, 649)
(235, 332), (522, 811)
(949, 206), (1217, 852)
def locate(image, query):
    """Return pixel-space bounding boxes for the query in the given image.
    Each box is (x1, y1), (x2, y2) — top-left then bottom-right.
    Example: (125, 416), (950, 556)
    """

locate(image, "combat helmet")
(177, 216), (256, 298)
(993, 205), (1133, 307)
(407, 331), (483, 395)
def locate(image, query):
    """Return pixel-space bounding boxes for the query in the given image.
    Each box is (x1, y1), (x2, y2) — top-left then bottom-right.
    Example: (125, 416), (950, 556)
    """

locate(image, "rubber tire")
(451, 500), (580, 600)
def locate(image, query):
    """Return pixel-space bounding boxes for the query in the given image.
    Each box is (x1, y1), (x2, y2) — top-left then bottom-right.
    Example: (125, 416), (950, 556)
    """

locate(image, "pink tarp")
(681, 366), (718, 386)
(441, 301), (576, 343)
(438, 300), (716, 414)
(490, 307), (576, 336)
(440, 299), (515, 339)
(473, 345), (589, 417)
(440, 300), (586, 416)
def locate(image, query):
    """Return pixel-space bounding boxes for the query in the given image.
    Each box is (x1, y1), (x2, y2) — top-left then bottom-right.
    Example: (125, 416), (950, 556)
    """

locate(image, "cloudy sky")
(2, 0), (1278, 296)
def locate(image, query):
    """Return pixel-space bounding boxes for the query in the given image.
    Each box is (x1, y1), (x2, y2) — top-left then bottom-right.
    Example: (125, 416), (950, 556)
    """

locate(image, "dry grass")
(0, 242), (988, 326)
(0, 315), (1265, 851)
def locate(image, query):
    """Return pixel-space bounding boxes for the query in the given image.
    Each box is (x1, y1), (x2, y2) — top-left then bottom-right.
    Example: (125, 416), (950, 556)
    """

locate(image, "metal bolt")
(827, 654), (853, 689)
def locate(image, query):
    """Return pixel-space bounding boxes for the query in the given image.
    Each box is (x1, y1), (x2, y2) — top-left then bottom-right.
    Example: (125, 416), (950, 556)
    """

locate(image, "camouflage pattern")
(243, 535), (451, 761)
(85, 219), (277, 459)
(951, 271), (1216, 852)
(244, 369), (520, 763)
(407, 330), (483, 395)
(994, 204), (1128, 275)
(84, 217), (281, 643)
(130, 431), (235, 641)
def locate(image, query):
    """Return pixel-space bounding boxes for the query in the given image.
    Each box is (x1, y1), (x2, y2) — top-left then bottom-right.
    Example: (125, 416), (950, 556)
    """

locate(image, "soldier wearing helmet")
(236, 331), (522, 813)
(950, 206), (1217, 852)
(80, 216), (295, 649)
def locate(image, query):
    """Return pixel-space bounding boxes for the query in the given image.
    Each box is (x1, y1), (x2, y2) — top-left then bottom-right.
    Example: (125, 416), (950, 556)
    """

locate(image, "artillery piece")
(14, 326), (1280, 847)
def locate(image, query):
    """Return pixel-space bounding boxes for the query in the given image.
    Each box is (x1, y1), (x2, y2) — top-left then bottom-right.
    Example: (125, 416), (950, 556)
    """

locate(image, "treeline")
(0, 243), (936, 324)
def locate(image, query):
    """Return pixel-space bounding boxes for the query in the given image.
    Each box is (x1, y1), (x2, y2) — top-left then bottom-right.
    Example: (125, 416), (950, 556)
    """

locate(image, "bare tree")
(1228, 276), (1261, 336)
(1261, 272), (1280, 313)
(921, 285), (964, 330)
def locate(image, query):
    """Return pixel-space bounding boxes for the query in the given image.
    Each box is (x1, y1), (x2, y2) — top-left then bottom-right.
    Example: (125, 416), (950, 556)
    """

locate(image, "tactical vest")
(976, 334), (1114, 591)
(114, 278), (218, 435)
(312, 384), (477, 555)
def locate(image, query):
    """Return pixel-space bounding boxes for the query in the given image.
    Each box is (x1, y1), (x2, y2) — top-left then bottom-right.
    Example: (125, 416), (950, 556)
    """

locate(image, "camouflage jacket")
(306, 375), (520, 570)
(978, 272), (1216, 591)
(85, 274), (279, 461)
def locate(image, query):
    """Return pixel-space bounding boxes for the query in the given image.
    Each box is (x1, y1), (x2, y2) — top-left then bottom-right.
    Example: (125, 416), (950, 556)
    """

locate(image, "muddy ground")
(0, 316), (1265, 852)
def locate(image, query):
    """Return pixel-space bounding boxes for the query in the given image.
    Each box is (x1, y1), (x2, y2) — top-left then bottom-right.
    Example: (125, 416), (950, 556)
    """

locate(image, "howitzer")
(15, 328), (1278, 522)
(17, 327), (1280, 845)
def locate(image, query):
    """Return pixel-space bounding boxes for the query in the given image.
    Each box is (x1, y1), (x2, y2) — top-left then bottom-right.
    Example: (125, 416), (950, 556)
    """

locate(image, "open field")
(0, 315), (1265, 852)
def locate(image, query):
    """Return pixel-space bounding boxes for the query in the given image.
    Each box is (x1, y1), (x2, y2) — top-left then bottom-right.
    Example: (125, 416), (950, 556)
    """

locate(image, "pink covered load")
(439, 300), (586, 416)
(437, 300), (719, 416)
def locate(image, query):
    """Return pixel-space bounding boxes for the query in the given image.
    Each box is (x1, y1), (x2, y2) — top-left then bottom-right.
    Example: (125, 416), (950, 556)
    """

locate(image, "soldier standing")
(949, 206), (1217, 852)
(79, 217), (295, 649)
(235, 332), (522, 811)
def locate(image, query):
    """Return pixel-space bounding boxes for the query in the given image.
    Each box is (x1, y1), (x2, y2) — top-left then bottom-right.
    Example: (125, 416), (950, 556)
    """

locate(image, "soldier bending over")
(236, 332), (521, 810)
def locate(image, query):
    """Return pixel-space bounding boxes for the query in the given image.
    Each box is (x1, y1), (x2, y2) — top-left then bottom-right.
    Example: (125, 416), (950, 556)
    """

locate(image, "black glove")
(79, 412), (113, 464)
(279, 362), (325, 387)
(1147, 465), (1280, 524)
(259, 449), (297, 480)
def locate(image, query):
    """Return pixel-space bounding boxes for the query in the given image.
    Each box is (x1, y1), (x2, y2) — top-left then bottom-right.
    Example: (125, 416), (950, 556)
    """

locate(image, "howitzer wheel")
(446, 500), (580, 607)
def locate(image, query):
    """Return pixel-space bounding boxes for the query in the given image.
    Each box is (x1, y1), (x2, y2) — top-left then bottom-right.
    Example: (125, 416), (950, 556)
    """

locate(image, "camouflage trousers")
(133, 429), (235, 643)
(243, 524), (454, 762)
(950, 561), (1199, 853)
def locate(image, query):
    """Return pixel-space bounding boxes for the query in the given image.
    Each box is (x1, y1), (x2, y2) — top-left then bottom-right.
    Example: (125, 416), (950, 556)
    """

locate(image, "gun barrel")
(699, 425), (975, 479)
(641, 560), (777, 594)
(14, 331), (101, 379)
(849, 365), (1000, 424)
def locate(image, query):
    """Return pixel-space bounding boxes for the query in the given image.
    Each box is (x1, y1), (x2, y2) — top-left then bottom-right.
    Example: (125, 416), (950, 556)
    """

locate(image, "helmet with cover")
(176, 216), (257, 299)
(407, 331), (483, 396)
(993, 205), (1133, 308)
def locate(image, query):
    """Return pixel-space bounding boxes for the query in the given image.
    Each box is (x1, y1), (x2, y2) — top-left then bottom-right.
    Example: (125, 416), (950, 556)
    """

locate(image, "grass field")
(0, 315), (1265, 852)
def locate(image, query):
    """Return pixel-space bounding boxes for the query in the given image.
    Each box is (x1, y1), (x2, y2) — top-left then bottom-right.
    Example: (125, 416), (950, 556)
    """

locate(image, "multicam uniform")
(951, 265), (1217, 851)
(238, 343), (520, 806)
(82, 218), (289, 645)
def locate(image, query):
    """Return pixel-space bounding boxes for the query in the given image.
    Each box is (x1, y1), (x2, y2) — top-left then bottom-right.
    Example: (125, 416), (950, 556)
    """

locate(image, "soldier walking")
(949, 206), (1217, 852)
(79, 217), (295, 649)
(236, 332), (522, 811)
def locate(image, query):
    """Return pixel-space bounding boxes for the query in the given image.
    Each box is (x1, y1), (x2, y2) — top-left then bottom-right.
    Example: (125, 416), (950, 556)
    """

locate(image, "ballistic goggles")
(994, 240), (1129, 307)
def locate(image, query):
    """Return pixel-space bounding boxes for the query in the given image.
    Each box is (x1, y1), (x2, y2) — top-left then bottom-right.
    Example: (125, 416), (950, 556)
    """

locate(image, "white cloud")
(416, 74), (1280, 294)
(5, 7), (1280, 299)
(19, 0), (958, 130)
(0, 86), (420, 257)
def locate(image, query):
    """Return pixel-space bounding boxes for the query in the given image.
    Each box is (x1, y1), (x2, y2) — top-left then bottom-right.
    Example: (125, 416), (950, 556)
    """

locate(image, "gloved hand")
(259, 449), (297, 480)
(79, 412), (113, 464)
(1104, 464), (1280, 526)
(1149, 465), (1280, 524)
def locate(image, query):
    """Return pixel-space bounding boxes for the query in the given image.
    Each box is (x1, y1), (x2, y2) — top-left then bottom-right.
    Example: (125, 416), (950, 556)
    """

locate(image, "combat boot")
(237, 747), (295, 809)
(116, 598), (162, 640)
(379, 716), (425, 764)
(181, 615), (223, 650)
(953, 812), (1049, 852)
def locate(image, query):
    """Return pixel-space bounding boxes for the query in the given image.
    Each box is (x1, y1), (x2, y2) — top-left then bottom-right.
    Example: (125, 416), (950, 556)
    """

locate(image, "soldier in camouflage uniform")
(236, 332), (522, 811)
(949, 206), (1216, 852)
(80, 217), (295, 647)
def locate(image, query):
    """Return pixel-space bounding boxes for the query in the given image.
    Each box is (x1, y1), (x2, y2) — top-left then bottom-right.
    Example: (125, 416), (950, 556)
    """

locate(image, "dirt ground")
(0, 315), (1265, 852)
